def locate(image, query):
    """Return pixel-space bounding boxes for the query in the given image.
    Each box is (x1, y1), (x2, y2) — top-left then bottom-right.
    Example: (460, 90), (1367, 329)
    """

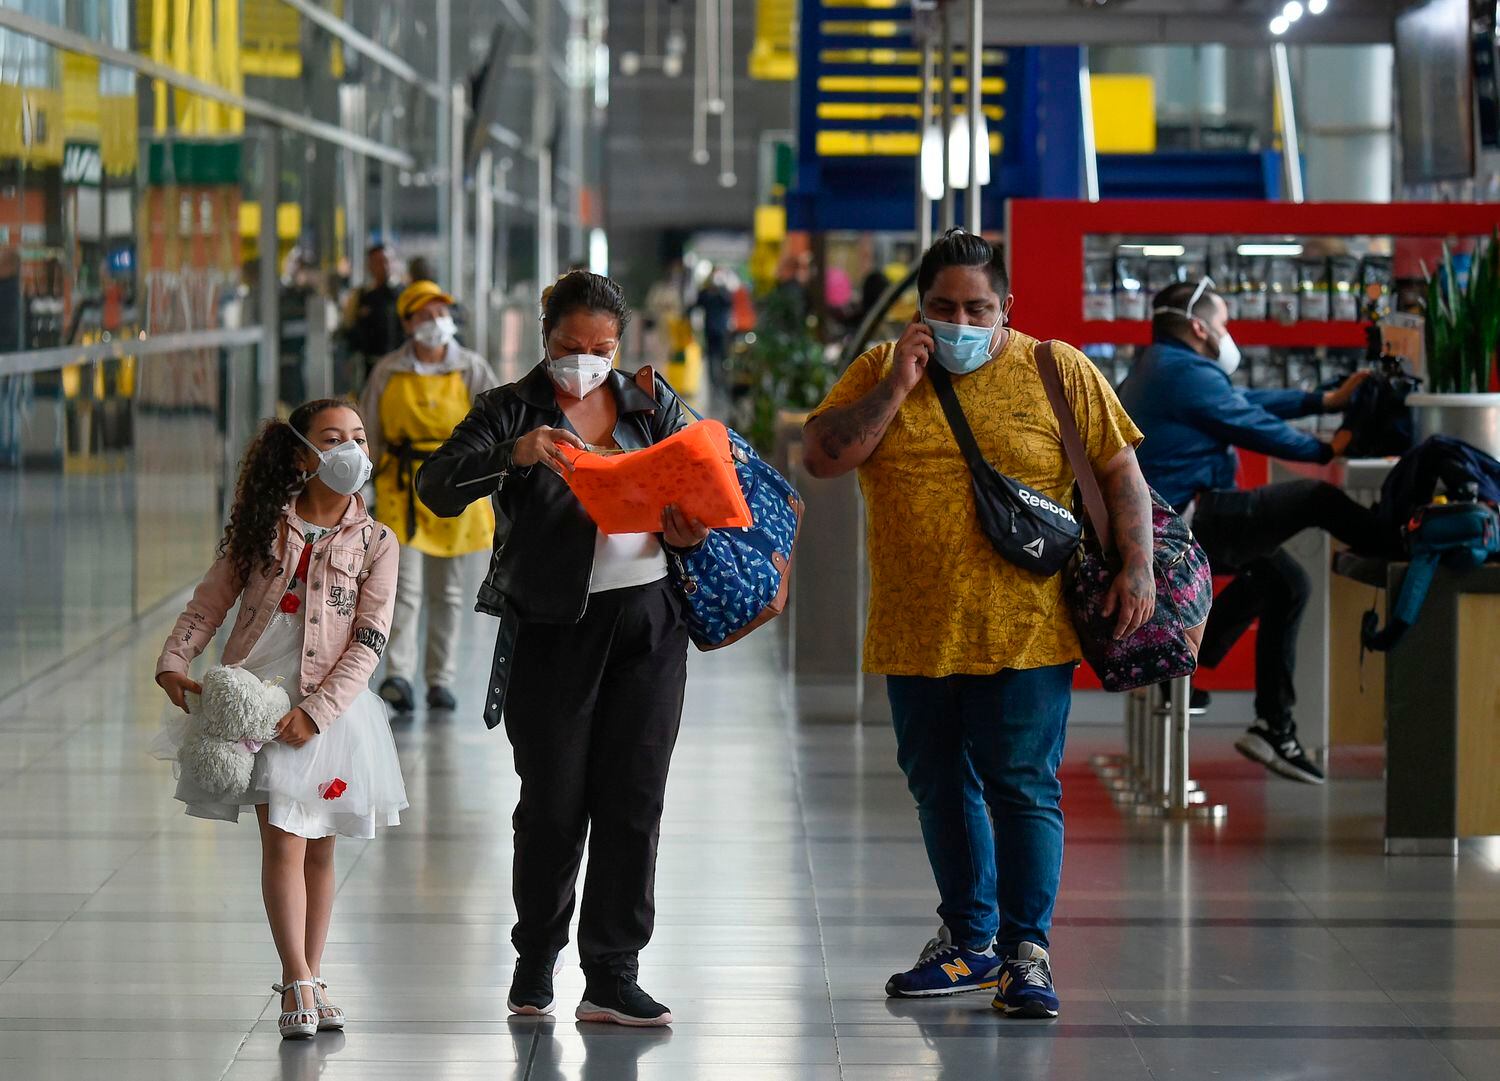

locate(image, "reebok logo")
(1017, 487), (1077, 524)
(1023, 537), (1045, 559)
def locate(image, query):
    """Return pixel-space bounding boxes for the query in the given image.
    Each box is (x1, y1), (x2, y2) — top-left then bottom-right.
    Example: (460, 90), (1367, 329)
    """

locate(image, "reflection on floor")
(2, 600), (1499, 1080)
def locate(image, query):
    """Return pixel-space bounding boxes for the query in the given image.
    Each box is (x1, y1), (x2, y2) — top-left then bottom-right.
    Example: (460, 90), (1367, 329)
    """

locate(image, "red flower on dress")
(318, 778), (347, 800)
(279, 593), (301, 614)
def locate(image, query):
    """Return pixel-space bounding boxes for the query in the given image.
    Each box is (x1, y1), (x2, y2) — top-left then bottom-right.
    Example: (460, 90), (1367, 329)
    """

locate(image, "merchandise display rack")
(1007, 199), (1500, 354)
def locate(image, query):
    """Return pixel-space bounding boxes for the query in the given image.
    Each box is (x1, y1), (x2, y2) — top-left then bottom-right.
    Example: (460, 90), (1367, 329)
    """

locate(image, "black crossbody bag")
(928, 359), (1083, 576)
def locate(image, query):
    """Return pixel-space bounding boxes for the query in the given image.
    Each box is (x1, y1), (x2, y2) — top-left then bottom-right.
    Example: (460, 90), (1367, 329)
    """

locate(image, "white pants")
(387, 544), (471, 688)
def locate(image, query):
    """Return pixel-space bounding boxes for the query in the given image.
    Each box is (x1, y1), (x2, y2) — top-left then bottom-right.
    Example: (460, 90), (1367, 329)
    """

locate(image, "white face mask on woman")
(545, 349), (614, 399)
(292, 427), (372, 495)
(412, 314), (457, 350)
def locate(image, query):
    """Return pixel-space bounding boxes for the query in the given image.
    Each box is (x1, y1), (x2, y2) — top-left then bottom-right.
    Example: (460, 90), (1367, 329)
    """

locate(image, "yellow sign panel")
(1089, 74), (1156, 154)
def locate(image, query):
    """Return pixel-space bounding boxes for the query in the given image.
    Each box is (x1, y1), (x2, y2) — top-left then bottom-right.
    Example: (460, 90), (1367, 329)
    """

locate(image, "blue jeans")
(887, 665), (1072, 954)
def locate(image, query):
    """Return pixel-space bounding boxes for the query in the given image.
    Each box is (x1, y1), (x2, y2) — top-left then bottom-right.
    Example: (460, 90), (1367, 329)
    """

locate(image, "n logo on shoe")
(1023, 537), (1045, 559)
(940, 958), (972, 983)
(999, 971), (1013, 995)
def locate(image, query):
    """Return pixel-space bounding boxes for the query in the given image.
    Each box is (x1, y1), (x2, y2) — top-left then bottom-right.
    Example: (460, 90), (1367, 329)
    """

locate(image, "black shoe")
(1235, 720), (1325, 785)
(507, 956), (558, 1016)
(426, 685), (456, 711)
(378, 677), (415, 714)
(576, 975), (672, 1027)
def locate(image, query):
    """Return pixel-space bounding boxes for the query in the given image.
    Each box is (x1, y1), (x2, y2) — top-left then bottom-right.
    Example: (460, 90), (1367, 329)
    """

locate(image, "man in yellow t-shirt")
(804, 229), (1155, 1019)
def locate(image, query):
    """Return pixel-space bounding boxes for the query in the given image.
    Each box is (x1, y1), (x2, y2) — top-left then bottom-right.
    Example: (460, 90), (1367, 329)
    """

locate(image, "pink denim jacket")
(155, 496), (398, 731)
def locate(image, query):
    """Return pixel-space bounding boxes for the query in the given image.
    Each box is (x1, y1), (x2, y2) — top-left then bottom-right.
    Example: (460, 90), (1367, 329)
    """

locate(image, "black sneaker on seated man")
(576, 974), (672, 1027)
(1234, 719), (1325, 785)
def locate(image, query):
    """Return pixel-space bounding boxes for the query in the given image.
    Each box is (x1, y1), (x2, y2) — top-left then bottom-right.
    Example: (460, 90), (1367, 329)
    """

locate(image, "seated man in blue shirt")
(1119, 279), (1377, 785)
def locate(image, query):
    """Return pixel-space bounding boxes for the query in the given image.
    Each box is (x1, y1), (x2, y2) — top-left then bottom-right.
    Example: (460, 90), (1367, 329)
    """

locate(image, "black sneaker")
(378, 677), (415, 714)
(1235, 720), (1325, 785)
(576, 975), (672, 1027)
(426, 685), (457, 711)
(507, 956), (560, 1016)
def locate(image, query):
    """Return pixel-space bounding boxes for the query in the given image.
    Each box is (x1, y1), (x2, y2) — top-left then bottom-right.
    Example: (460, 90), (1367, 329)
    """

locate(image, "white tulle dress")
(153, 535), (408, 840)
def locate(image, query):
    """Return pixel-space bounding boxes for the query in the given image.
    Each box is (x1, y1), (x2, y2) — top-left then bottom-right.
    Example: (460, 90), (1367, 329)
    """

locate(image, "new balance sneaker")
(884, 926), (1000, 998)
(1234, 720), (1325, 785)
(576, 975), (672, 1027)
(506, 955), (564, 1016)
(993, 942), (1060, 1018)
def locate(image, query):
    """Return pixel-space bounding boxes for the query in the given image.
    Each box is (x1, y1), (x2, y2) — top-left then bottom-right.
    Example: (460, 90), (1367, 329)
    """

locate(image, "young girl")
(153, 399), (406, 1039)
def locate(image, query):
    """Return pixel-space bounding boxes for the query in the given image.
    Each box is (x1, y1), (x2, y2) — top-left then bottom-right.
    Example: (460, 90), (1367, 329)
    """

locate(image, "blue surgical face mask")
(923, 310), (1001, 374)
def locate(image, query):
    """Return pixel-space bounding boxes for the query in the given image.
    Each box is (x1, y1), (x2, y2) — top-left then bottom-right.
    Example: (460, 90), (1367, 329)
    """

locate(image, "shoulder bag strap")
(1033, 340), (1114, 553)
(927, 364), (993, 481)
(633, 364), (657, 404)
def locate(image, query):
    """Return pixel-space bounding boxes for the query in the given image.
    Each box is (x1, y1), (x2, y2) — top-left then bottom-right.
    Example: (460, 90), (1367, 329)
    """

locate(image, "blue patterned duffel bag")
(637, 368), (804, 650)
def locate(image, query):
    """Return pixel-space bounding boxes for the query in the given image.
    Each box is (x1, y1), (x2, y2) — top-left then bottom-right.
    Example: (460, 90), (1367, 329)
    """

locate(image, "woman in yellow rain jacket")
(360, 280), (498, 713)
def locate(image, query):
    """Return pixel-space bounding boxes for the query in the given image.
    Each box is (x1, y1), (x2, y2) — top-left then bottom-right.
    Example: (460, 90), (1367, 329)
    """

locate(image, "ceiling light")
(1308, 0), (1327, 11)
(1269, 14), (1289, 33)
(1237, 242), (1304, 257)
(1117, 244), (1187, 257)
(1284, 1), (1304, 21)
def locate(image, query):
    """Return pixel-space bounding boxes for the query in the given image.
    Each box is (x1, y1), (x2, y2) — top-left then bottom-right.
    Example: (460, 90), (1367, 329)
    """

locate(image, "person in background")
(277, 249), (318, 410)
(691, 268), (734, 387)
(803, 229), (1156, 1020)
(1118, 279), (1377, 785)
(341, 244), (404, 387)
(642, 260), (686, 368)
(361, 280), (498, 715)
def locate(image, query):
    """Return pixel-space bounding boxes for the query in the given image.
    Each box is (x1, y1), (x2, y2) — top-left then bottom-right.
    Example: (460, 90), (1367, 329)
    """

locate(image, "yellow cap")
(397, 280), (455, 320)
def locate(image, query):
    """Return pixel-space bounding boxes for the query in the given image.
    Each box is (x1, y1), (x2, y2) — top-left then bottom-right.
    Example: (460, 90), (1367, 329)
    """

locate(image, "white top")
(589, 530), (668, 594)
(244, 525), (332, 706)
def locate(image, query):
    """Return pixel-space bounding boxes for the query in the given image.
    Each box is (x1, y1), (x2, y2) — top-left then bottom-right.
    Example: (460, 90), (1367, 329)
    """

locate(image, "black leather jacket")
(416, 362), (689, 726)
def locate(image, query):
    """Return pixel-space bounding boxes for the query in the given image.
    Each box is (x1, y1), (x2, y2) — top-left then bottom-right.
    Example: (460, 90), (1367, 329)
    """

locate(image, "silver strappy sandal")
(272, 979), (319, 1039)
(311, 976), (346, 1031)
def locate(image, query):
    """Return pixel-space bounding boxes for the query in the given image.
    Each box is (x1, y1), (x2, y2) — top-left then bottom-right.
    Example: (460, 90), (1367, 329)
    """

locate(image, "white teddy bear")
(180, 666), (289, 798)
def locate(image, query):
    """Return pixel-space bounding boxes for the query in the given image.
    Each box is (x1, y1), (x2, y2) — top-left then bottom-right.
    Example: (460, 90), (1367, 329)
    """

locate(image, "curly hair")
(218, 399), (356, 585)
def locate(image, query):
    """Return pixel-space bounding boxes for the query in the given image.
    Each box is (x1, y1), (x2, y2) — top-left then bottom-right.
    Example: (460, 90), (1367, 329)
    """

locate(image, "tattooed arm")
(803, 318), (934, 478)
(1097, 445), (1157, 639)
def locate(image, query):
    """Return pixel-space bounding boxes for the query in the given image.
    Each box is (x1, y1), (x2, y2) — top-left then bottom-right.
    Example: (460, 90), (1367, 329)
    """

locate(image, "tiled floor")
(3, 601), (1500, 1080)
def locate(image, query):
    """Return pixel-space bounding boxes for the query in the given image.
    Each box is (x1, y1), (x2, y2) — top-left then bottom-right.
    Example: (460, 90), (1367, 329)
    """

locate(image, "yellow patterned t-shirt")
(809, 331), (1143, 677)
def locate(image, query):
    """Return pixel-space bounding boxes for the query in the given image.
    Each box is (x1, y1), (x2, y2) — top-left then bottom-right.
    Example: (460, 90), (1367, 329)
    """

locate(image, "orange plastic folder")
(558, 419), (754, 535)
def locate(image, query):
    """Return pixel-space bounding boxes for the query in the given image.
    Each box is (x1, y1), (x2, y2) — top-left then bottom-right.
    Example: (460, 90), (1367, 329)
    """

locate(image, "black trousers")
(503, 578), (688, 978)
(1192, 479), (1382, 731)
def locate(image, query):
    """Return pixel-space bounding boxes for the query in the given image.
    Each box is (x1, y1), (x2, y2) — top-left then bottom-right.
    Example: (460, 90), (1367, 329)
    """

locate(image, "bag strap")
(927, 364), (994, 482)
(634, 363), (706, 424)
(633, 364), (657, 405)
(1033, 340), (1113, 552)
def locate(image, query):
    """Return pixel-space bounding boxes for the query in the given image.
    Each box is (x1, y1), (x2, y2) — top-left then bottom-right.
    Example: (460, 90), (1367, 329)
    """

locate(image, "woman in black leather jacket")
(417, 271), (707, 1027)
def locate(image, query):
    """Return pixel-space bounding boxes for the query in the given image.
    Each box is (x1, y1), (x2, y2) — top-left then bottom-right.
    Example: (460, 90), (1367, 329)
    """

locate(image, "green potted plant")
(1413, 232), (1500, 457)
(727, 286), (836, 456)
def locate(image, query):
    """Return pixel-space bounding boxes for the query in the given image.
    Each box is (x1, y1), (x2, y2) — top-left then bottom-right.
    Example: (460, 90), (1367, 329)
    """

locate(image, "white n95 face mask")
(292, 427), (372, 496)
(413, 314), (456, 350)
(546, 351), (614, 399)
(1212, 330), (1242, 377)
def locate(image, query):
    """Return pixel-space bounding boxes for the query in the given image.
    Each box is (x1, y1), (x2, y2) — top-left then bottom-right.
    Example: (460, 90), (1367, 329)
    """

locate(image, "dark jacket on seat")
(1118, 338), (1333, 511)
(416, 362), (689, 725)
